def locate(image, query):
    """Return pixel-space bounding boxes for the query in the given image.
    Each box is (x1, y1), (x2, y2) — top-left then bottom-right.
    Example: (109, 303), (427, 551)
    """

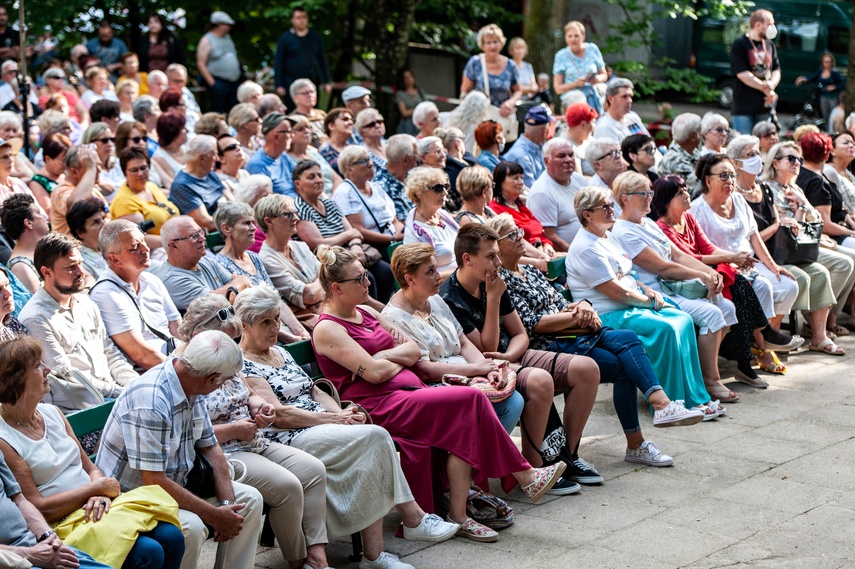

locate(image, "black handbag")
(771, 220), (821, 265)
(185, 450), (217, 499)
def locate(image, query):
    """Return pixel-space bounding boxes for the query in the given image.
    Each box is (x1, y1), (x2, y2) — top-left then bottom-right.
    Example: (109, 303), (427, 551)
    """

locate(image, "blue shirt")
(552, 43), (605, 84)
(86, 37), (128, 71)
(169, 170), (226, 217)
(502, 135), (544, 188)
(463, 56), (519, 108)
(476, 150), (500, 173)
(246, 149), (296, 198)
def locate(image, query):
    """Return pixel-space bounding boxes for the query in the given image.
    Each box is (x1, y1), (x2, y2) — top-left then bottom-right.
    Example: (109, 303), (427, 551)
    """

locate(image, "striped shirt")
(96, 359), (217, 491)
(295, 195), (346, 238)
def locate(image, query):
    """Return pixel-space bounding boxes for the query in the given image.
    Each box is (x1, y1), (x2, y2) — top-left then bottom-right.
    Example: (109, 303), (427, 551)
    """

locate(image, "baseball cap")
(210, 11), (235, 25)
(341, 86), (371, 103)
(525, 106), (554, 126)
(261, 113), (287, 135)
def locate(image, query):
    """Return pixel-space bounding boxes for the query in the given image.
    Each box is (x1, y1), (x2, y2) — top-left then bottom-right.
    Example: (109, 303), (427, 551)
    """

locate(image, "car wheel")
(716, 80), (733, 109)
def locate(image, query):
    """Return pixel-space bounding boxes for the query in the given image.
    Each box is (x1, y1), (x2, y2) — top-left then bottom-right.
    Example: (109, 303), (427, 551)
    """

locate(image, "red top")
(489, 199), (554, 247)
(657, 212), (717, 260)
(38, 89), (84, 122)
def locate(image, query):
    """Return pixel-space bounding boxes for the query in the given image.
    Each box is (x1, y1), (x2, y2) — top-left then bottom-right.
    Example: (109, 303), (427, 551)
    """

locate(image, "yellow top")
(110, 182), (179, 235)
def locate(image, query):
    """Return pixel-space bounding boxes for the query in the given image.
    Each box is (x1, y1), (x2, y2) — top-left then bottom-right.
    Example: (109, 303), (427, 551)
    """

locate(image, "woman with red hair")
(798, 131), (855, 249)
(152, 113), (187, 189)
(563, 102), (598, 176)
(474, 120), (504, 172)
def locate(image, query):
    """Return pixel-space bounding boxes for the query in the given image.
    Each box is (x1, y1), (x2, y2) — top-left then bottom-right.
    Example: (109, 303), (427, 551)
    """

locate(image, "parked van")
(690, 0), (851, 108)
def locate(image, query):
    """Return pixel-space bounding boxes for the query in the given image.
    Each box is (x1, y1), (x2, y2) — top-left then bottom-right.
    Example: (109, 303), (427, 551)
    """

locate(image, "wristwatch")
(217, 499), (236, 507)
(37, 530), (55, 542)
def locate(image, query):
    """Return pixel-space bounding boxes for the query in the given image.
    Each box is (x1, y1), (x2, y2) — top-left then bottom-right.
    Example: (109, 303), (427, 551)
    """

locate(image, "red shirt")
(489, 199), (553, 248)
(656, 212), (717, 260)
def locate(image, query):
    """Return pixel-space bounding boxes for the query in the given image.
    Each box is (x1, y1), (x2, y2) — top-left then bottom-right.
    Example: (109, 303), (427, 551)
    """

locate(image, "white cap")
(342, 85), (371, 103)
(210, 11), (235, 25)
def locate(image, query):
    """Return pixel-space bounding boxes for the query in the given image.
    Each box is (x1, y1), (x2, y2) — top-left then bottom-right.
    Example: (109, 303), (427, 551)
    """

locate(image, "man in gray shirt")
(149, 216), (250, 312)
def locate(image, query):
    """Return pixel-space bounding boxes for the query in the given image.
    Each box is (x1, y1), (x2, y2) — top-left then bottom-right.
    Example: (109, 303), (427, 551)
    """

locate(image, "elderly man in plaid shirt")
(96, 331), (263, 569)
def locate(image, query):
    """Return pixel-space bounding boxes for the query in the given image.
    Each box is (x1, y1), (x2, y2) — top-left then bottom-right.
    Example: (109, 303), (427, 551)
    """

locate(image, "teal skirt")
(600, 306), (710, 409)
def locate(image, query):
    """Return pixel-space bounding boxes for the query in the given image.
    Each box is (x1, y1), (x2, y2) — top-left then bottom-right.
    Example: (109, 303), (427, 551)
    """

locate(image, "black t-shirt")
(799, 168), (848, 225)
(744, 182), (778, 250)
(730, 35), (779, 116)
(439, 270), (514, 353)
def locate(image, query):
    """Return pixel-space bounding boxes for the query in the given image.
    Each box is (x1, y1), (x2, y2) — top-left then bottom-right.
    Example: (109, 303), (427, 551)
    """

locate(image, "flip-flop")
(808, 338), (845, 356)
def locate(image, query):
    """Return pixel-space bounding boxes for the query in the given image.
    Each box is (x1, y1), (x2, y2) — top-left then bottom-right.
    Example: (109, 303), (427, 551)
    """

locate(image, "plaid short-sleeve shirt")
(96, 359), (217, 491)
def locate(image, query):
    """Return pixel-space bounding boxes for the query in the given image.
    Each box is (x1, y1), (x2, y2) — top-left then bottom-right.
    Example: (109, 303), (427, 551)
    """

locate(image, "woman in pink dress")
(311, 245), (565, 543)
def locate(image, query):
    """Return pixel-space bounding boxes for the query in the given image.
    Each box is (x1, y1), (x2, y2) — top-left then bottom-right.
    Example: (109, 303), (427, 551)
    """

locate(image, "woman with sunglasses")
(403, 167), (460, 279)
(698, 113), (729, 157)
(115, 121), (168, 188)
(567, 185), (718, 416)
(487, 214), (701, 462)
(81, 122), (121, 198)
(319, 108), (354, 176)
(611, 171), (740, 404)
(313, 244), (567, 541)
(111, 147), (178, 239)
(215, 135), (248, 199)
(622, 134), (659, 184)
(355, 109), (388, 170)
(690, 154), (802, 361)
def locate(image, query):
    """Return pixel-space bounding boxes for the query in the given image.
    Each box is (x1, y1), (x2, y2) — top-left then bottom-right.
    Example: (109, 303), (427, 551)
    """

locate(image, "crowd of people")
(0, 6), (853, 569)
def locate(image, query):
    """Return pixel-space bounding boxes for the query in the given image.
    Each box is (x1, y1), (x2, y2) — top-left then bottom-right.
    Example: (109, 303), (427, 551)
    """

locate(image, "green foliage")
(618, 59), (720, 103)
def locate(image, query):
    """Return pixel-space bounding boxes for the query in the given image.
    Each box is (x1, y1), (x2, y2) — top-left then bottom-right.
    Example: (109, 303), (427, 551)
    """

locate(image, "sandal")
(693, 404), (720, 422)
(829, 324), (850, 337)
(521, 462), (566, 503)
(705, 383), (740, 402)
(734, 367), (769, 388)
(707, 400), (727, 417)
(449, 517), (499, 542)
(751, 347), (787, 375)
(808, 338), (846, 356)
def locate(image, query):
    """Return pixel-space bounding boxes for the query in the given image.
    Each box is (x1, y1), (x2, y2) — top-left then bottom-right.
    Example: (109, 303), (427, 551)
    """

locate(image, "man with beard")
(0, 8), (19, 64)
(86, 20), (128, 80)
(19, 232), (138, 410)
(89, 220), (181, 371)
(730, 9), (780, 134)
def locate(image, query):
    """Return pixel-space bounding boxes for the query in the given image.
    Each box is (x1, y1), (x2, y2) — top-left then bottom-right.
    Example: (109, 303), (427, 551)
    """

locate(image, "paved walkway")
(205, 325), (855, 569)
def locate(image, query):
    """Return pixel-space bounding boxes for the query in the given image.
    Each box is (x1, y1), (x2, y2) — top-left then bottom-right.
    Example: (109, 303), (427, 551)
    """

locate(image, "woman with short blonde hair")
(402, 166), (460, 277)
(460, 24), (521, 118)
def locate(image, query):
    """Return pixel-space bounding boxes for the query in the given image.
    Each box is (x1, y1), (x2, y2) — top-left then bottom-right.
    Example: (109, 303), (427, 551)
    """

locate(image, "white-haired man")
(169, 134), (226, 231)
(593, 78), (649, 144)
(96, 330), (263, 569)
(659, 112), (702, 195)
(374, 134), (417, 221)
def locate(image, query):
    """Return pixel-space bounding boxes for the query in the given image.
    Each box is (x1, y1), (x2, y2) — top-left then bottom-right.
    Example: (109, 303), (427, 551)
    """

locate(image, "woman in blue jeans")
(488, 214), (704, 467)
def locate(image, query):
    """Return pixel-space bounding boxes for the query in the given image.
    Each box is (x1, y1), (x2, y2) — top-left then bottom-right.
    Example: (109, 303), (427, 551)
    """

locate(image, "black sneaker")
(545, 476), (581, 496)
(565, 457), (604, 485)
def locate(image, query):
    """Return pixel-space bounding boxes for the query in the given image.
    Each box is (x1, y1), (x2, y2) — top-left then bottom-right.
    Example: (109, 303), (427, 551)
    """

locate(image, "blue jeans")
(35, 547), (112, 569)
(555, 329), (662, 434)
(493, 390), (525, 434)
(732, 113), (770, 135)
(122, 521), (185, 569)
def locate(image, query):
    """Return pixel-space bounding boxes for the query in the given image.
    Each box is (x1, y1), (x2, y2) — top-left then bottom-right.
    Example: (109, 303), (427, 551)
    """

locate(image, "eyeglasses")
(364, 120), (384, 128)
(157, 202), (177, 215)
(219, 143), (240, 154)
(708, 171), (737, 181)
(626, 190), (654, 198)
(353, 158), (372, 167)
(172, 229), (205, 242)
(589, 202), (615, 213)
(337, 271), (370, 286)
(129, 136), (146, 144)
(596, 149), (620, 161)
(498, 228), (524, 241)
(776, 155), (804, 165)
(275, 211), (298, 220)
(711, 127), (728, 134)
(95, 137), (116, 144)
(639, 146), (656, 155)
(127, 164), (149, 174)
(429, 183), (450, 193)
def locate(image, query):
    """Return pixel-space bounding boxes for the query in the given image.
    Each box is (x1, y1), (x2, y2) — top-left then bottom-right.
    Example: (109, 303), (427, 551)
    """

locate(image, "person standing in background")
(197, 12), (242, 113)
(274, 7), (331, 111)
(730, 9), (780, 134)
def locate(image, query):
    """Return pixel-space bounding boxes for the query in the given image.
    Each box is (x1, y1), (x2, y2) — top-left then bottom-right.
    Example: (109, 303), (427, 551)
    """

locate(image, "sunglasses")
(776, 155), (804, 166)
(639, 146), (656, 155)
(219, 143), (240, 154)
(158, 202), (177, 215)
(95, 137), (116, 144)
(596, 149), (620, 161)
(199, 306), (237, 330)
(429, 183), (450, 193)
(172, 229), (206, 242)
(337, 271), (370, 286)
(364, 120), (384, 128)
(589, 202), (615, 213)
(129, 136), (146, 144)
(498, 228), (524, 241)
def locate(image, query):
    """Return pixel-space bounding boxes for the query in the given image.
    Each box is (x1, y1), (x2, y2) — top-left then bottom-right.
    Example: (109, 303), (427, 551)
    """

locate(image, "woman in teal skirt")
(565, 185), (722, 417)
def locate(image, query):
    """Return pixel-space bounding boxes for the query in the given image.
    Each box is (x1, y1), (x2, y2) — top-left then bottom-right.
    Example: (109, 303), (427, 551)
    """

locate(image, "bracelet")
(217, 500), (236, 507)
(37, 530), (55, 543)
(348, 240), (362, 247)
(225, 286), (239, 302)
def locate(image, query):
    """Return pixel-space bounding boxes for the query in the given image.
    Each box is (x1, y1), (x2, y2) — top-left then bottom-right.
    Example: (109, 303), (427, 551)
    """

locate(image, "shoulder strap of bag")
(90, 279), (171, 343)
(346, 179), (390, 235)
(480, 54), (490, 99)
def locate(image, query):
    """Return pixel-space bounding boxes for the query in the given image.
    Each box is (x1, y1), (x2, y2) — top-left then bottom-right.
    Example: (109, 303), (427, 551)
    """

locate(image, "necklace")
(415, 208), (440, 226)
(736, 182), (756, 194)
(243, 346), (283, 367)
(1, 406), (43, 436)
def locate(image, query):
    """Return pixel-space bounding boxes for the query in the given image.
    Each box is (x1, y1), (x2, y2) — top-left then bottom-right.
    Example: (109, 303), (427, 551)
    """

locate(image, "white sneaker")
(653, 400), (704, 428)
(625, 440), (673, 467)
(403, 513), (459, 543)
(359, 552), (414, 569)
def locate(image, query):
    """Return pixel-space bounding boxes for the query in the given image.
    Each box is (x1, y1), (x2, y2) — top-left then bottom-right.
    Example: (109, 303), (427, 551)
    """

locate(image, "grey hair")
(288, 78), (316, 100)
(412, 101), (439, 128)
(234, 174), (273, 206)
(81, 122), (110, 144)
(434, 128), (464, 151)
(37, 110), (71, 137)
(178, 293), (241, 341)
(700, 112), (728, 135)
(254, 194), (292, 232)
(234, 285), (282, 326)
(228, 103), (258, 130)
(337, 144), (370, 174)
(725, 134), (760, 162)
(445, 91), (490, 134)
(386, 134), (418, 164)
(751, 120), (777, 138)
(355, 108), (384, 133)
(258, 94), (285, 118)
(417, 136), (442, 157)
(543, 137), (572, 160)
(165, 63), (188, 79)
(759, 141), (801, 182)
(605, 78), (633, 99)
(574, 185), (614, 227)
(0, 111), (22, 131)
(179, 330), (244, 379)
(64, 145), (86, 170)
(186, 134), (216, 160)
(160, 216), (195, 245)
(147, 70), (167, 87)
(485, 212), (516, 237)
(585, 138), (618, 165)
(237, 80), (264, 103)
(133, 95), (160, 122)
(99, 219), (139, 261)
(671, 113), (701, 144)
(213, 200), (254, 234)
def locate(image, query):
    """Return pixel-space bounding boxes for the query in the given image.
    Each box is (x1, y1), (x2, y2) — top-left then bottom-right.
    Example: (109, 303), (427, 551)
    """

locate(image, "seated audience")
(474, 121), (503, 172)
(81, 122), (122, 195)
(89, 220), (180, 370)
(417, 136), (447, 171)
(412, 101), (441, 139)
(658, 113), (702, 195)
(490, 161), (556, 259)
(286, 115), (340, 195)
(356, 108), (389, 176)
(444, 91), (491, 155)
(318, 107), (354, 176)
(95, 331), (264, 569)
(436, 127), (473, 211)
(111, 147), (177, 239)
(169, 135), (227, 231)
(246, 113), (297, 198)
(0, 266), (28, 340)
(798, 132), (855, 250)
(19, 233), (138, 411)
(0, 337), (185, 569)
(233, 174), (272, 253)
(699, 113), (729, 156)
(30, 134), (71, 214)
(194, 112), (229, 138)
(132, 95), (163, 156)
(228, 102), (262, 156)
(585, 138), (628, 195)
(1, 194), (49, 293)
(373, 134), (417, 221)
(622, 133), (659, 184)
(403, 167), (460, 278)
(288, 79), (328, 147)
(89, 100), (122, 134)
(502, 106), (552, 188)
(312, 244), (567, 542)
(0, 138), (32, 205)
(592, 78), (649, 143)
(562, 102), (597, 176)
(67, 197), (109, 284)
(215, 134), (247, 200)
(152, 113), (187, 190)
(752, 120), (779, 157)
(528, 138), (587, 251)
(116, 122), (168, 187)
(455, 165), (496, 226)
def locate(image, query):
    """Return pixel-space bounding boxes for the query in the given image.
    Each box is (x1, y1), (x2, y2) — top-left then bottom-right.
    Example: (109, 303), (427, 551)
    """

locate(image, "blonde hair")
(457, 165), (493, 202)
(477, 24), (506, 49)
(508, 37), (527, 54)
(116, 78), (139, 97)
(793, 124), (820, 143)
(404, 166), (449, 204)
(574, 185), (614, 226)
(317, 245), (360, 295)
(485, 212), (515, 237)
(563, 21), (586, 35)
(612, 171), (651, 208)
(390, 243), (435, 289)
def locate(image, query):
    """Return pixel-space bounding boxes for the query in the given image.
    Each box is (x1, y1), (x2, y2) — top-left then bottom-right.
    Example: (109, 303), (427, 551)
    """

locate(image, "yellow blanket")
(54, 485), (180, 568)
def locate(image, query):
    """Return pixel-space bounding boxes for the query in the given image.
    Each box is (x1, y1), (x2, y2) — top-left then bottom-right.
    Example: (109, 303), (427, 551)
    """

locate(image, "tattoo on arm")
(356, 365), (366, 377)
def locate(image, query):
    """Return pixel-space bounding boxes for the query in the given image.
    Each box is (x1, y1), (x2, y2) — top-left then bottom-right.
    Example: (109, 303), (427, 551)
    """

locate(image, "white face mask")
(765, 25), (778, 40)
(498, 142), (506, 154)
(740, 155), (764, 176)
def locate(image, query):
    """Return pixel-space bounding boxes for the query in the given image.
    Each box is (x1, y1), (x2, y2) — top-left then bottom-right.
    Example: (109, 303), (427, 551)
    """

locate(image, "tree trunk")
(847, 0), (855, 117)
(363, 0), (417, 123)
(524, 0), (559, 78)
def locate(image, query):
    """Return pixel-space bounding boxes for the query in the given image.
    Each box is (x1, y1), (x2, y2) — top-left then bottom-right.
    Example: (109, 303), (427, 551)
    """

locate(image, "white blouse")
(690, 193), (757, 254)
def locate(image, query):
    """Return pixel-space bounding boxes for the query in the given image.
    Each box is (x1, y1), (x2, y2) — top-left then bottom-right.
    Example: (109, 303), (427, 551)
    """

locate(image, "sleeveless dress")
(313, 308), (530, 511)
